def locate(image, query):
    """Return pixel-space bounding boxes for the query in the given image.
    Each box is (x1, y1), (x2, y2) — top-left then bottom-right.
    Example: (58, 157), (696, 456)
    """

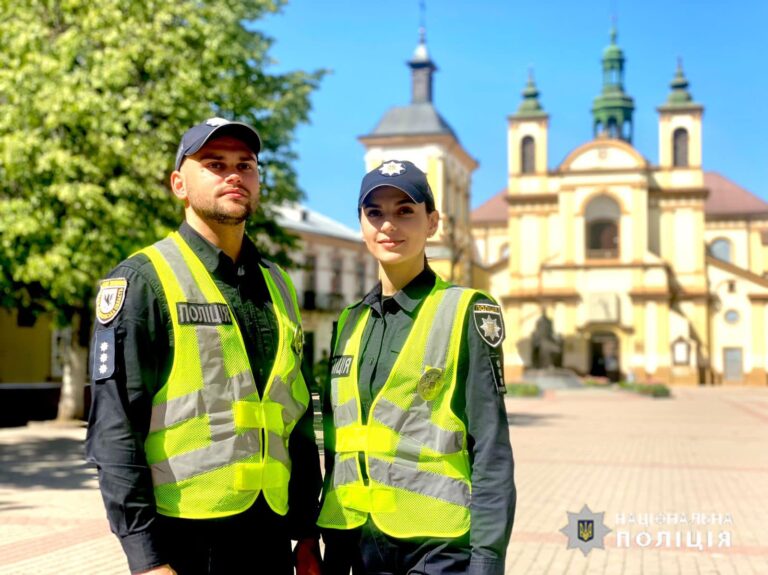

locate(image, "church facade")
(472, 29), (768, 386)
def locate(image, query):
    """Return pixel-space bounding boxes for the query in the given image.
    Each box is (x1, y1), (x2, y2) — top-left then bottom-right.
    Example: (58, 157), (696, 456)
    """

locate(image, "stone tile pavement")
(0, 386), (766, 574)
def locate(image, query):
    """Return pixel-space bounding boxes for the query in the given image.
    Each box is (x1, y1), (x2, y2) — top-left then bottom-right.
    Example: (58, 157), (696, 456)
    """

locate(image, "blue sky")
(260, 1), (768, 230)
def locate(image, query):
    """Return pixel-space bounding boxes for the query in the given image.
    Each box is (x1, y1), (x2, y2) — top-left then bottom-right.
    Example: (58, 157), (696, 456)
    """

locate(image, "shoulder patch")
(96, 278), (127, 325)
(473, 302), (505, 348)
(92, 328), (116, 380)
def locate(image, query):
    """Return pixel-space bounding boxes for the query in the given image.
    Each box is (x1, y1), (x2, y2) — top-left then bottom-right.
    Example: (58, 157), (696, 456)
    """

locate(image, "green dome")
(592, 24), (634, 142)
(512, 69), (548, 119)
(659, 59), (702, 111)
(602, 27), (624, 61)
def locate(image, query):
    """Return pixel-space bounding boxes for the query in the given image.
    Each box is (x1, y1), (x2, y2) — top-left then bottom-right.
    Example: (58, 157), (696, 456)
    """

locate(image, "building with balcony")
(274, 203), (378, 368)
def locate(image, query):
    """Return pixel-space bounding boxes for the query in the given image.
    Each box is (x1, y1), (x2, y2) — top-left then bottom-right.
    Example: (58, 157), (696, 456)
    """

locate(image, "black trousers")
(155, 496), (293, 575)
(323, 519), (471, 575)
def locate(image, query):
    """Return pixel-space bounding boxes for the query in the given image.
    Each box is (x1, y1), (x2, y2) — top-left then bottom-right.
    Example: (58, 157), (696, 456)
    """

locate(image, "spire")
(667, 58), (694, 105)
(591, 23), (635, 142)
(513, 68), (547, 118)
(408, 4), (437, 104)
(658, 58), (703, 113)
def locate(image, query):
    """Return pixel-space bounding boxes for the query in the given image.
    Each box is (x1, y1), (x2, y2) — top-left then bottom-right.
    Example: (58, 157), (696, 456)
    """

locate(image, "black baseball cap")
(174, 117), (262, 171)
(358, 160), (435, 211)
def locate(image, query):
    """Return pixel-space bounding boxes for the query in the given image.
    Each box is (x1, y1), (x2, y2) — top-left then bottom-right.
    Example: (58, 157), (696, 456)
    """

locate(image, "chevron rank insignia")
(473, 303), (505, 348)
(96, 278), (127, 325)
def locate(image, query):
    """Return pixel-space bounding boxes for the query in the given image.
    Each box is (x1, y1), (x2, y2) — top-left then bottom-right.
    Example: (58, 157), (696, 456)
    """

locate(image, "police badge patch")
(292, 324), (304, 357)
(417, 367), (443, 401)
(96, 278), (127, 325)
(473, 303), (505, 348)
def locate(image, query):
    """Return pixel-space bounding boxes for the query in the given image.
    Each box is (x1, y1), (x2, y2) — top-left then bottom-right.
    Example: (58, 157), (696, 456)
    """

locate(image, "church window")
(673, 128), (689, 167)
(710, 238), (731, 263)
(521, 136), (535, 174)
(724, 310), (739, 324)
(585, 195), (620, 259)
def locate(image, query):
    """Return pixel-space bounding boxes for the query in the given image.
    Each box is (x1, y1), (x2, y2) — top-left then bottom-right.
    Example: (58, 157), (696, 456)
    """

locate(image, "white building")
(275, 203), (378, 367)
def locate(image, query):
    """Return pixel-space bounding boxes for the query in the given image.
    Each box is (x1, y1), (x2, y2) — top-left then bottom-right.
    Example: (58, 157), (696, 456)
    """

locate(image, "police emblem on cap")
(473, 303), (505, 348)
(96, 278), (127, 325)
(417, 367), (443, 401)
(292, 324), (304, 357)
(205, 117), (230, 127)
(379, 161), (405, 177)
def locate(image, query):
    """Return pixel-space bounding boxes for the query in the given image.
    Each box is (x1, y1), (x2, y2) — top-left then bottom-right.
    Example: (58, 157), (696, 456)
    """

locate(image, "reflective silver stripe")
(262, 262), (298, 324)
(269, 374), (306, 425)
(333, 397), (358, 428)
(368, 457), (469, 508)
(154, 238), (200, 299)
(423, 286), (464, 371)
(150, 370), (257, 432)
(151, 429), (261, 486)
(267, 431), (289, 463)
(373, 398), (463, 455)
(333, 456), (360, 487)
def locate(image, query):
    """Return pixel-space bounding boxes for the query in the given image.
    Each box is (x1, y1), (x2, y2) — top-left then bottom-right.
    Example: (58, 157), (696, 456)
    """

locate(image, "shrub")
(618, 381), (671, 398)
(505, 383), (542, 397)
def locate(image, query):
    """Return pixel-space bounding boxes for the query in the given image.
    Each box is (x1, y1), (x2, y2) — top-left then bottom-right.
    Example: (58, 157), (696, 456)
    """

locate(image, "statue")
(530, 309), (563, 369)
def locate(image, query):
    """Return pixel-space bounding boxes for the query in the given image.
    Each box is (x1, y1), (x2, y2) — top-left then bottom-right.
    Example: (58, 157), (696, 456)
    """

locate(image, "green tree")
(0, 0), (323, 419)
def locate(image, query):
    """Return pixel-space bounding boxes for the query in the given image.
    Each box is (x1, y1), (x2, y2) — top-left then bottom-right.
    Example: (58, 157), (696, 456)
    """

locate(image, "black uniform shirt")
(323, 267), (516, 575)
(85, 222), (321, 573)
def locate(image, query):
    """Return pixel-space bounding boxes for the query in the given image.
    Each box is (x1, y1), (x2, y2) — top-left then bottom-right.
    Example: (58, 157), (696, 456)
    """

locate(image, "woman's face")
(360, 186), (439, 270)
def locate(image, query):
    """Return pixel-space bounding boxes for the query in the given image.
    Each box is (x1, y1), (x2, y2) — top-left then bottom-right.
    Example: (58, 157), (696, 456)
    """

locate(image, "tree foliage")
(0, 0), (323, 327)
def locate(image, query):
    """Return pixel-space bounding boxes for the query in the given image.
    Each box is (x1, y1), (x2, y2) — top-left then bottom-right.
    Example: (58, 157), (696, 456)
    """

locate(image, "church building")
(471, 28), (768, 386)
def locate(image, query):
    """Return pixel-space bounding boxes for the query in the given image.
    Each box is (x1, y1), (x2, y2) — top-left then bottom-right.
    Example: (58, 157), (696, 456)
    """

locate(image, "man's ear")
(427, 210), (440, 238)
(170, 170), (187, 200)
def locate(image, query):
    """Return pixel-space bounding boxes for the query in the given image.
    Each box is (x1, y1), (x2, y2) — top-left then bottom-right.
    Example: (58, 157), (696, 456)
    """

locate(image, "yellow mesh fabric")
(145, 415), (211, 463)
(319, 285), (474, 537)
(370, 483), (470, 538)
(155, 453), (261, 518)
(141, 233), (306, 519)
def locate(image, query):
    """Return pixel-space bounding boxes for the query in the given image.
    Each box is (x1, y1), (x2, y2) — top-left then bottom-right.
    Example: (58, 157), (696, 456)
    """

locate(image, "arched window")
(521, 136), (535, 174)
(607, 118), (618, 139)
(710, 238), (731, 263)
(585, 195), (620, 259)
(499, 243), (509, 260)
(673, 128), (689, 167)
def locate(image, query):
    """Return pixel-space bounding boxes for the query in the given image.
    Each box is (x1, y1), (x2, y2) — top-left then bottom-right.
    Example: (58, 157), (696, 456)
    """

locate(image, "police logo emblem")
(206, 117), (230, 127)
(96, 278), (127, 325)
(578, 520), (594, 542)
(473, 303), (505, 348)
(379, 161), (405, 177)
(559, 504), (612, 556)
(292, 324), (304, 357)
(417, 367), (443, 401)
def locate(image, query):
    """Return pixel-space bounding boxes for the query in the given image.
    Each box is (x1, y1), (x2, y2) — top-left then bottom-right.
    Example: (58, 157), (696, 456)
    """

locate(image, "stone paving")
(0, 386), (766, 574)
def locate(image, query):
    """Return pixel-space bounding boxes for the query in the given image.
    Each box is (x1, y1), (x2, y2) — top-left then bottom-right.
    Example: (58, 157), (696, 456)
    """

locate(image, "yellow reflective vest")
(139, 232), (308, 519)
(318, 277), (481, 538)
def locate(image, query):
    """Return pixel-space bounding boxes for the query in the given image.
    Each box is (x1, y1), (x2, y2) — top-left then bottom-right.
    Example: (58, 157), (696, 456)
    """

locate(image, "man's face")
(172, 135), (259, 225)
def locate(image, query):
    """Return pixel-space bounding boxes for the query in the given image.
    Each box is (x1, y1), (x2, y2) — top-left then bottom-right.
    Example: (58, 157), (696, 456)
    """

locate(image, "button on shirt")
(323, 267), (516, 575)
(86, 222), (321, 573)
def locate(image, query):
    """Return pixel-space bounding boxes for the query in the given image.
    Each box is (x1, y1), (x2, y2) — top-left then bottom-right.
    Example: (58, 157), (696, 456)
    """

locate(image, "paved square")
(0, 386), (766, 574)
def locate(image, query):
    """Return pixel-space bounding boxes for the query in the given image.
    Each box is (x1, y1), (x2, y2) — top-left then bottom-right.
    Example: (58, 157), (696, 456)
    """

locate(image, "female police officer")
(319, 160), (515, 575)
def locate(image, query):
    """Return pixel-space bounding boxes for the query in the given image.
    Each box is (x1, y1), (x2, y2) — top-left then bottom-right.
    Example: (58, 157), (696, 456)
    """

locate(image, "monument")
(524, 310), (583, 389)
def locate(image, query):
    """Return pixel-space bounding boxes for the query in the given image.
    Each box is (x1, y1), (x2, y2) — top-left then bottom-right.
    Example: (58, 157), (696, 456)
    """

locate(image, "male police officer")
(86, 118), (322, 575)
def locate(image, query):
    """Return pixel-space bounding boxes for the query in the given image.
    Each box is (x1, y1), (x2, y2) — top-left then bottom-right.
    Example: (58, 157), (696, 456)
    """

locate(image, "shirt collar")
(362, 266), (437, 315)
(179, 221), (263, 275)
